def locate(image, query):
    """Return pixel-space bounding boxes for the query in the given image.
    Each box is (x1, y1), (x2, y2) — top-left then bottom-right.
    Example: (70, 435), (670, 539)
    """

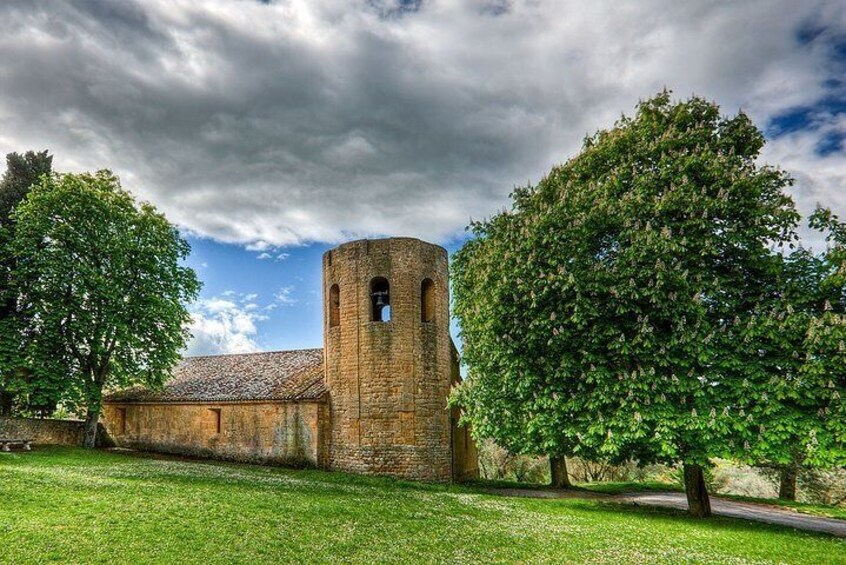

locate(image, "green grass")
(467, 478), (682, 496)
(1, 448), (844, 564)
(578, 480), (683, 495)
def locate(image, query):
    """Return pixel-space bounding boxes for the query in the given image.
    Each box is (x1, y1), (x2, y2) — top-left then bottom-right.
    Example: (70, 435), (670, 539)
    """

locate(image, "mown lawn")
(1, 448), (844, 564)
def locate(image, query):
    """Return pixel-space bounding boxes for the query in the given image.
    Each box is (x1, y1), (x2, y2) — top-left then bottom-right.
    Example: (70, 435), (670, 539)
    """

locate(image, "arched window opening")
(329, 284), (340, 327)
(370, 277), (391, 322)
(421, 278), (435, 322)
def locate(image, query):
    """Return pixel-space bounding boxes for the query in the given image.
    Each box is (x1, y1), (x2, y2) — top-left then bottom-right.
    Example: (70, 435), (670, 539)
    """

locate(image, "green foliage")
(735, 209), (846, 470)
(0, 150), (53, 416)
(797, 466), (846, 507)
(0, 170), (200, 438)
(0, 150), (52, 225)
(452, 92), (801, 470)
(477, 439), (550, 483)
(0, 447), (842, 564)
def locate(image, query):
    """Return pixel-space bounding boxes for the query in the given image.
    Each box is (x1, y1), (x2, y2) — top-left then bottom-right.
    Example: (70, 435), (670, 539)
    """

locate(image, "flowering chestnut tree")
(452, 92), (800, 517)
(739, 209), (846, 500)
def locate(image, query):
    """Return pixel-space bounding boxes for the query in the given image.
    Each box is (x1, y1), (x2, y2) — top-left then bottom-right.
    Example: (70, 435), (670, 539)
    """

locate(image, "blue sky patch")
(766, 22), (846, 157)
(767, 97), (846, 138)
(184, 235), (466, 355)
(815, 130), (845, 157)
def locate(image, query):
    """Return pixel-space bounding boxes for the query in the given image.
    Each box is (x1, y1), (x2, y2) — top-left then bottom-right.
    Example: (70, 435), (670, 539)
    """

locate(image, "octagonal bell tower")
(322, 238), (453, 481)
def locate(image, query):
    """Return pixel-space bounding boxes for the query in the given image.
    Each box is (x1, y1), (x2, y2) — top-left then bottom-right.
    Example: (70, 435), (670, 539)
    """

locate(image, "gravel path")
(483, 488), (846, 537)
(620, 492), (846, 537)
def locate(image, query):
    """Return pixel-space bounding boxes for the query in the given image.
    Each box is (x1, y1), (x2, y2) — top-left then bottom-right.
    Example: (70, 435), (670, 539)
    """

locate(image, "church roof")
(105, 348), (327, 404)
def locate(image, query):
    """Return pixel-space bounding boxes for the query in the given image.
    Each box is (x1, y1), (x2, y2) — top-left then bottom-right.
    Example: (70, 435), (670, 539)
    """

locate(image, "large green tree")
(452, 92), (801, 517)
(0, 150), (53, 416)
(740, 208), (846, 500)
(1, 170), (200, 446)
(0, 150), (53, 225)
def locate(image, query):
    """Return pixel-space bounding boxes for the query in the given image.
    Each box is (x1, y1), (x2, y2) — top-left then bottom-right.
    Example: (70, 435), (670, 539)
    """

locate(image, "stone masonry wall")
(0, 416), (85, 446)
(450, 344), (480, 481)
(323, 238), (455, 481)
(102, 401), (325, 466)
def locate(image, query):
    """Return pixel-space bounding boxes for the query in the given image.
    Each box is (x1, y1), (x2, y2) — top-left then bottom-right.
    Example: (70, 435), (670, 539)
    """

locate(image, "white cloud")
(183, 290), (293, 355)
(245, 240), (274, 252)
(274, 286), (297, 306)
(257, 250), (290, 260)
(0, 1), (843, 247)
(185, 296), (267, 356)
(762, 117), (846, 249)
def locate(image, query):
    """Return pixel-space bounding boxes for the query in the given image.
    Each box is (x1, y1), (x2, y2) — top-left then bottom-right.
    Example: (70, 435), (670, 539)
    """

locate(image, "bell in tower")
(321, 237), (464, 482)
(370, 277), (390, 322)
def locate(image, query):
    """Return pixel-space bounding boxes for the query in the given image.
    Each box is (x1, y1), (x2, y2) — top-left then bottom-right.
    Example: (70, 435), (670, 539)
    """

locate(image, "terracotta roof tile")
(105, 348), (326, 403)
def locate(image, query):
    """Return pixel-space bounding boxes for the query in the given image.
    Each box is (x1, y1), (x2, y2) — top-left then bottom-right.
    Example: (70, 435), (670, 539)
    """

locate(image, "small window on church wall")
(210, 408), (222, 434)
(421, 278), (435, 322)
(116, 407), (127, 435)
(370, 277), (391, 322)
(329, 284), (340, 327)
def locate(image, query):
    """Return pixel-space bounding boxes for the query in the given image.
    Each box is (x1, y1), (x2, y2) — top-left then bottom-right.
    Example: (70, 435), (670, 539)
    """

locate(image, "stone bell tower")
(322, 237), (454, 481)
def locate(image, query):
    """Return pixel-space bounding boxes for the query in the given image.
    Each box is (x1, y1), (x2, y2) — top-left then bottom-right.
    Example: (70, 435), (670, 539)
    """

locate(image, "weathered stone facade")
(0, 416), (87, 446)
(104, 237), (478, 482)
(102, 401), (325, 466)
(449, 343), (480, 482)
(324, 238), (463, 481)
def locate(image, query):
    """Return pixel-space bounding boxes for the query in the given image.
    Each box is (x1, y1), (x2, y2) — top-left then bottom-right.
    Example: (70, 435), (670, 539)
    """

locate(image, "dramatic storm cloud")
(0, 0), (844, 248)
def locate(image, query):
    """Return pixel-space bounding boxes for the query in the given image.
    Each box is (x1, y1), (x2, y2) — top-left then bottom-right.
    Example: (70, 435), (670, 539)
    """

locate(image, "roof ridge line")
(183, 347), (324, 360)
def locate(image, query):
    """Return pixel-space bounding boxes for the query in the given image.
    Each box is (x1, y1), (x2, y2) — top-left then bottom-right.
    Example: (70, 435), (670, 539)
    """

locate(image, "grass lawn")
(1, 448), (844, 564)
(578, 480), (684, 495)
(464, 478), (683, 495)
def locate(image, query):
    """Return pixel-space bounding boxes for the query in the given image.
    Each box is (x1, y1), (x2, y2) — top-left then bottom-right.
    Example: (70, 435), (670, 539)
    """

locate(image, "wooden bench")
(0, 439), (32, 452)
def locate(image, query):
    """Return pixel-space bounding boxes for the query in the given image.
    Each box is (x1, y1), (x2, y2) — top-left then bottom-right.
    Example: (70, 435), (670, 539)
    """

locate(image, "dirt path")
(482, 488), (846, 538)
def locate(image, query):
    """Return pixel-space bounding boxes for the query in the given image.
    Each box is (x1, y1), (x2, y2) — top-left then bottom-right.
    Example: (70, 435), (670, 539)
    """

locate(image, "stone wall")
(450, 344), (480, 481)
(0, 417), (85, 446)
(323, 238), (456, 481)
(451, 418), (479, 482)
(102, 401), (325, 466)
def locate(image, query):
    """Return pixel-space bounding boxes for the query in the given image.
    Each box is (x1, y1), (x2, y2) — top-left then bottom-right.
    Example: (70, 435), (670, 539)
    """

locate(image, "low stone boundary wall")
(0, 417), (85, 446)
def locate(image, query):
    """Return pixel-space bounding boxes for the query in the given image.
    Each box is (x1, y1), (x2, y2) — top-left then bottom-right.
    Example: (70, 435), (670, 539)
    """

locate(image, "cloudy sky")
(1, 0), (844, 355)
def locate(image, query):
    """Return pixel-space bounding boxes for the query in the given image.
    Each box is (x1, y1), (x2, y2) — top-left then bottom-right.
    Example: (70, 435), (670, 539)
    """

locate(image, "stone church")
(103, 237), (478, 482)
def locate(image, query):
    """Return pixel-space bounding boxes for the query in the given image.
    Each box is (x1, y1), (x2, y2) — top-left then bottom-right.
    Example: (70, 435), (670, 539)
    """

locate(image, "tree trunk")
(683, 463), (712, 518)
(83, 407), (100, 448)
(550, 455), (572, 488)
(82, 370), (108, 448)
(778, 464), (798, 501)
